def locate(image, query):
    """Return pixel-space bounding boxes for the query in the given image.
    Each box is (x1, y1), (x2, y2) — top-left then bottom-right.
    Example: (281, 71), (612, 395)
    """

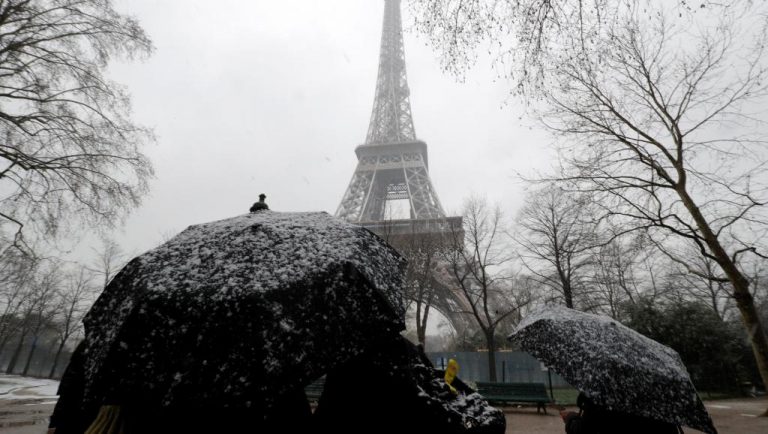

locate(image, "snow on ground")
(0, 375), (59, 400)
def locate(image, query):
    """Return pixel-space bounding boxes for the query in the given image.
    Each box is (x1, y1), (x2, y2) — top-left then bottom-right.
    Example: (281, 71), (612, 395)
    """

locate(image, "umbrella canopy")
(509, 305), (716, 434)
(81, 211), (406, 409)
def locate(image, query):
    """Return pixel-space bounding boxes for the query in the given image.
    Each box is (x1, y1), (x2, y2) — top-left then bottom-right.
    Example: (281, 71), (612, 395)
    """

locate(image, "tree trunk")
(0, 323), (18, 356)
(563, 281), (574, 309)
(677, 187), (768, 416)
(21, 334), (39, 376)
(732, 279), (768, 416)
(0, 338), (8, 360)
(5, 331), (27, 374)
(486, 330), (498, 382)
(555, 252), (574, 308)
(710, 289), (722, 322)
(419, 304), (430, 348)
(48, 339), (67, 379)
(416, 300), (428, 347)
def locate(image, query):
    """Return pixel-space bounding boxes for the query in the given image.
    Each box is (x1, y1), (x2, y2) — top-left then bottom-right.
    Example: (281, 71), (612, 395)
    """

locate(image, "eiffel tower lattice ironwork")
(336, 0), (473, 336)
(335, 0), (445, 223)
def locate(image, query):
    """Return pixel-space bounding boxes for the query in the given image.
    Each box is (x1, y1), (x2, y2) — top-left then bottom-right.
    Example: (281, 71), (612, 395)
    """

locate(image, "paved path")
(502, 397), (768, 434)
(1, 397), (766, 433)
(0, 399), (54, 433)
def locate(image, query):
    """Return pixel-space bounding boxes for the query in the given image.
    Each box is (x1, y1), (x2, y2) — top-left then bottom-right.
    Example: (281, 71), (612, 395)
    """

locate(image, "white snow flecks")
(138, 212), (403, 301)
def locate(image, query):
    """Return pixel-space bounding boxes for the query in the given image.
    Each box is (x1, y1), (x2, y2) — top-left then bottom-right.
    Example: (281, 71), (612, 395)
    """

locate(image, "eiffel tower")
(337, 0), (450, 227)
(336, 0), (471, 334)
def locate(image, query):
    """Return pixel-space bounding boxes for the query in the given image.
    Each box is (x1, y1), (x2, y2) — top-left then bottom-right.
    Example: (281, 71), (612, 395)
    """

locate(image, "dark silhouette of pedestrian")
(314, 336), (505, 434)
(250, 194), (269, 212)
(48, 341), (99, 434)
(560, 393), (682, 434)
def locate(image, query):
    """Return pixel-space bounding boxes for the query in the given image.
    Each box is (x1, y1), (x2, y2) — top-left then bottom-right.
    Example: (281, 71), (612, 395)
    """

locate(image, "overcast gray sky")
(93, 0), (553, 257)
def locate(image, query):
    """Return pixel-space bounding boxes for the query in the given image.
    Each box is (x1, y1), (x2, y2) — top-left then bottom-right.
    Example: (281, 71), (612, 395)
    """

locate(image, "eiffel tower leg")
(336, 170), (376, 221)
(404, 166), (445, 219)
(362, 179), (388, 222)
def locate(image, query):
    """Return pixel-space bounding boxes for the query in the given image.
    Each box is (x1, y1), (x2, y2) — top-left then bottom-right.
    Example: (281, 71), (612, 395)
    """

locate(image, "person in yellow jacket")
(444, 359), (459, 394)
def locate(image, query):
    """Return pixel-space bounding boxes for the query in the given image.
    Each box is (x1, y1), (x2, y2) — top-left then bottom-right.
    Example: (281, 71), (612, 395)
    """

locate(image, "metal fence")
(427, 351), (571, 388)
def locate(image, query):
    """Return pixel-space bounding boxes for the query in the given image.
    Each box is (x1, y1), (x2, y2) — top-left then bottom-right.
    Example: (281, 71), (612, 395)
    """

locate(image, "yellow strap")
(84, 405), (125, 434)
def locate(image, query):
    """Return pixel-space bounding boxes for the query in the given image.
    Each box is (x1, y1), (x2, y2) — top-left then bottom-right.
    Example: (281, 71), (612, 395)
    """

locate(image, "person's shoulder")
(564, 412), (584, 434)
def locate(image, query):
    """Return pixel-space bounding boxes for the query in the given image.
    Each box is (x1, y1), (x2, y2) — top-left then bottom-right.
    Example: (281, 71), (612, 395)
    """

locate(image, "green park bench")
(304, 376), (326, 402)
(475, 382), (552, 414)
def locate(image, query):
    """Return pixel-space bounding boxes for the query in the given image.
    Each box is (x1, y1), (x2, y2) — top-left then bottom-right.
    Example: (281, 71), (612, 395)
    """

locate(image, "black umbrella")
(81, 211), (406, 409)
(508, 305), (717, 434)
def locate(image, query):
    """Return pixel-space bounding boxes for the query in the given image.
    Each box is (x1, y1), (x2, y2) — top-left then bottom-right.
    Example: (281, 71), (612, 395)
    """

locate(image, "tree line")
(402, 0), (768, 403)
(400, 193), (768, 393)
(0, 240), (128, 378)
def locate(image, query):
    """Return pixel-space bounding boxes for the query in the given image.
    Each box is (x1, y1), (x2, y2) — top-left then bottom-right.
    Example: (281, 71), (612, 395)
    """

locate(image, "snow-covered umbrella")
(508, 305), (717, 434)
(81, 211), (406, 409)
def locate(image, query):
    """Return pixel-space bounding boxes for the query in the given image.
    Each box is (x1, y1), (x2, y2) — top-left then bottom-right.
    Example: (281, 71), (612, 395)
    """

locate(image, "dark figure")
(250, 193), (269, 212)
(561, 393), (683, 434)
(49, 341), (311, 433)
(48, 341), (99, 434)
(116, 387), (311, 433)
(315, 336), (505, 434)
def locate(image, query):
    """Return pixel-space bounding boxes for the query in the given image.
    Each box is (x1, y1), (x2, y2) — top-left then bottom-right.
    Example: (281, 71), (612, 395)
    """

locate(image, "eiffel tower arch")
(336, 0), (474, 337)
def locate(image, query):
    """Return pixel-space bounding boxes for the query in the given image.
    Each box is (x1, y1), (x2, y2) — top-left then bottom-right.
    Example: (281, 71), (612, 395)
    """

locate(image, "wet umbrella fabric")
(509, 305), (716, 434)
(81, 211), (406, 410)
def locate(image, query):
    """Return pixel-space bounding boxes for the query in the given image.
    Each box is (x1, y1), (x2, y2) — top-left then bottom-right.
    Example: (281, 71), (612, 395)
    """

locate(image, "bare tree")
(0, 251), (37, 355)
(585, 233), (655, 317)
(0, 0), (154, 256)
(516, 184), (594, 308)
(367, 212), (441, 347)
(88, 237), (129, 289)
(747, 261), (768, 309)
(401, 231), (443, 347)
(442, 197), (532, 381)
(6, 262), (58, 375)
(411, 0), (740, 93)
(21, 271), (58, 376)
(660, 242), (735, 321)
(48, 265), (95, 378)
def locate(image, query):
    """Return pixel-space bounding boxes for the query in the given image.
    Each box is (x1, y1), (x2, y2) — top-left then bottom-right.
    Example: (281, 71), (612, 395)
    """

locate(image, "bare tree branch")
(0, 0), (154, 257)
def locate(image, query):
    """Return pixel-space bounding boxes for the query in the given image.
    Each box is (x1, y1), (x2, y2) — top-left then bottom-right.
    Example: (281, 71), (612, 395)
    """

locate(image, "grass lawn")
(549, 386), (748, 405)
(551, 387), (579, 405)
